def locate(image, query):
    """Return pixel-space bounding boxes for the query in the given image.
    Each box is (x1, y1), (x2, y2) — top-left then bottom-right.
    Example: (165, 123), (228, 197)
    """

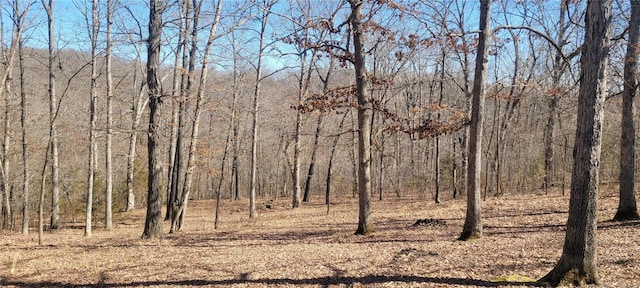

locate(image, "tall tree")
(542, 0), (569, 193)
(84, 0), (100, 238)
(142, 0), (166, 240)
(1, 0), (27, 230)
(166, 0), (190, 221)
(15, 0), (29, 235)
(249, 0), (275, 219)
(459, 0), (491, 241)
(539, 0), (612, 285)
(104, 0), (114, 230)
(349, 0), (374, 235)
(0, 3), (11, 230)
(170, 0), (223, 233)
(614, 0), (640, 221)
(40, 0), (61, 230)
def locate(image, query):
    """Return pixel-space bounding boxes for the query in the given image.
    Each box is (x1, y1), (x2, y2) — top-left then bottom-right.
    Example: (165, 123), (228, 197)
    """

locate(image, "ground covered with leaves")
(1, 188), (639, 287)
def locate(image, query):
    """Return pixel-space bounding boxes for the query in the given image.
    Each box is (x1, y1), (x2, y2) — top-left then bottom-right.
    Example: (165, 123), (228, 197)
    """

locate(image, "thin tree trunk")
(171, 0), (223, 233)
(39, 142), (52, 245)
(104, 0), (114, 230)
(326, 111), (348, 214)
(544, 0), (568, 193)
(142, 0), (166, 240)
(292, 59), (303, 208)
(250, 0), (273, 219)
(84, 0), (100, 238)
(1, 1), (24, 230)
(539, 1), (611, 285)
(166, 0), (190, 221)
(303, 115), (322, 202)
(1, 27), (10, 230)
(18, 27), (28, 236)
(169, 0), (198, 230)
(614, 0), (640, 221)
(459, 0), (491, 241)
(41, 0), (60, 229)
(125, 71), (147, 212)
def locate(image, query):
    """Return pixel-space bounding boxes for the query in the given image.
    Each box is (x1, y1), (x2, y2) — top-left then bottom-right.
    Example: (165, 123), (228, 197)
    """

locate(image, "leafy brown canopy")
(296, 77), (468, 140)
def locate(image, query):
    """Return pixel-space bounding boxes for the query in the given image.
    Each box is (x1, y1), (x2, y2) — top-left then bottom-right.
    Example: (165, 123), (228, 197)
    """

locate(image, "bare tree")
(539, 0), (612, 285)
(0, 2), (9, 228)
(249, 0), (276, 219)
(142, 0), (166, 240)
(104, 0), (114, 230)
(459, 0), (491, 241)
(40, 0), (61, 230)
(349, 0), (374, 235)
(0, 3), (23, 228)
(614, 0), (640, 221)
(16, 5), (29, 237)
(84, 0), (100, 238)
(170, 0), (223, 233)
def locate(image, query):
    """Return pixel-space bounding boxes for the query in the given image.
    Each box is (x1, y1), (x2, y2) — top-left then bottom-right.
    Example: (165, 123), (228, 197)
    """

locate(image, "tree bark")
(142, 0), (166, 240)
(459, 0), (491, 241)
(18, 17), (28, 236)
(250, 0), (274, 219)
(41, 0), (61, 229)
(303, 115), (322, 202)
(104, 0), (114, 230)
(84, 0), (100, 238)
(543, 0), (568, 193)
(614, 0), (640, 221)
(539, 1), (611, 285)
(349, 0), (374, 235)
(171, 0), (222, 233)
(0, 1), (22, 230)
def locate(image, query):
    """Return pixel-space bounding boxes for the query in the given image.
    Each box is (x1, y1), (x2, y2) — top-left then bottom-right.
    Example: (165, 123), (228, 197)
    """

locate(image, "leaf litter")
(0, 188), (638, 287)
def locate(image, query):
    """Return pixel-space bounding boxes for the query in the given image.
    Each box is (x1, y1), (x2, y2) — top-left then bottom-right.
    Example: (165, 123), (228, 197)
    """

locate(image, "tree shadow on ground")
(1, 274), (547, 287)
(484, 223), (565, 236)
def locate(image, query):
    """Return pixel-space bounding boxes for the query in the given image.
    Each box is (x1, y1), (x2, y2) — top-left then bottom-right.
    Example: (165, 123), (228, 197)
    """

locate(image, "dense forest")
(0, 0), (638, 285)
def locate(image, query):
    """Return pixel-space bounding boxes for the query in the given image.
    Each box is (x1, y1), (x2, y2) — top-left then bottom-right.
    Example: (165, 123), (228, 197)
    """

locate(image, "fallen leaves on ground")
(0, 188), (638, 287)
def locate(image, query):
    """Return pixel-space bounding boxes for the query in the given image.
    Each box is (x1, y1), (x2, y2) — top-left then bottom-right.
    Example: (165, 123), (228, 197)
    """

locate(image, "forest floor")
(1, 186), (639, 287)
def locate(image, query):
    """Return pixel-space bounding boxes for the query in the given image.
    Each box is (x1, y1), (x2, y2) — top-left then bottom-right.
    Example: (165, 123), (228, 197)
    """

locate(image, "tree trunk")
(459, 0), (491, 241)
(84, 0), (100, 238)
(539, 1), (611, 285)
(303, 115), (322, 203)
(104, 0), (114, 230)
(18, 24), (28, 236)
(614, 0), (640, 221)
(250, 0), (274, 219)
(292, 58), (303, 208)
(1, 0), (24, 230)
(349, 0), (374, 235)
(142, 0), (166, 240)
(544, 0), (568, 193)
(41, 0), (61, 229)
(3, 43), (12, 231)
(125, 75), (147, 212)
(165, 0), (190, 221)
(171, 0), (222, 233)
(326, 111), (348, 214)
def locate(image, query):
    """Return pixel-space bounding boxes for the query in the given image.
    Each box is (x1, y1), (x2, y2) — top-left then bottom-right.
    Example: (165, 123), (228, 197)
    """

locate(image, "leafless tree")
(349, 0), (374, 235)
(540, 0), (612, 285)
(614, 0), (640, 221)
(40, 0), (61, 230)
(142, 0), (167, 240)
(459, 0), (491, 241)
(104, 0), (114, 230)
(84, 0), (100, 238)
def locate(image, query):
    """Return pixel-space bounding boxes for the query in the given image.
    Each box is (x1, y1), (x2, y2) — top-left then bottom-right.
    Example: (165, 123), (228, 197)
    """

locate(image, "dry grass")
(1, 187), (639, 287)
